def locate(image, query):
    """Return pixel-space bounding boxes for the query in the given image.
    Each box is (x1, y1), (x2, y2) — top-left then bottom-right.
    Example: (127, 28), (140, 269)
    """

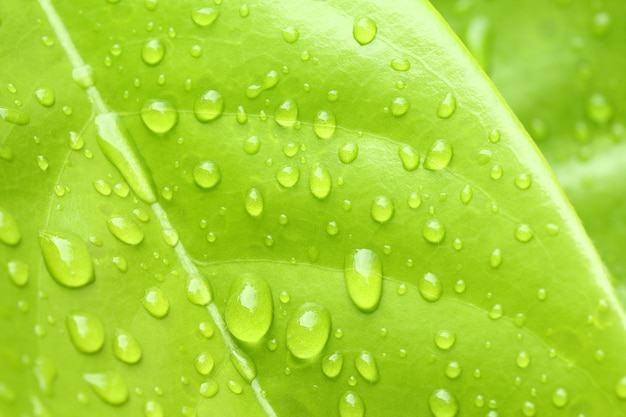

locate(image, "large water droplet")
(193, 161), (221, 189)
(141, 99), (178, 134)
(35, 87), (55, 107)
(371, 196), (394, 223)
(398, 145), (419, 171)
(429, 388), (459, 417)
(225, 275), (273, 343)
(552, 387), (568, 408)
(66, 312), (105, 354)
(194, 90), (224, 122)
(274, 99), (298, 127)
(0, 206), (21, 245)
(338, 143), (358, 164)
(245, 188), (264, 217)
(355, 351), (379, 383)
(113, 329), (142, 364)
(309, 164), (332, 199)
(276, 165), (300, 188)
(286, 302), (331, 359)
(423, 219), (446, 243)
(434, 330), (456, 350)
(339, 390), (365, 417)
(84, 372), (128, 405)
(424, 140), (453, 171)
(322, 352), (344, 378)
(418, 272), (442, 302)
(141, 39), (165, 65)
(521, 401), (536, 416)
(353, 17), (377, 45)
(191, 7), (219, 27)
(313, 110), (336, 139)
(39, 231), (94, 288)
(143, 287), (169, 318)
(107, 216), (144, 245)
(344, 249), (382, 313)
(437, 93), (457, 119)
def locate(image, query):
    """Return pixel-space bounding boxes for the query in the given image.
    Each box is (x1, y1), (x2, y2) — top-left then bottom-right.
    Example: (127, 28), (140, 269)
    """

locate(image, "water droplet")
(39, 230), (94, 288)
(33, 356), (57, 395)
(193, 160), (221, 189)
(516, 350), (530, 368)
(66, 312), (105, 354)
(552, 387), (568, 408)
(0, 207), (21, 246)
(490, 248), (502, 268)
(243, 136), (261, 154)
(245, 188), (264, 217)
(36, 155), (49, 171)
(488, 129), (501, 143)
(107, 216), (144, 245)
(286, 302), (331, 359)
(338, 143), (358, 164)
(344, 249), (382, 313)
(398, 145), (419, 171)
(489, 304), (503, 320)
(198, 321), (214, 339)
(515, 224), (534, 243)
(391, 58), (410, 71)
(423, 219), (446, 243)
(514, 173), (532, 190)
(353, 17), (377, 45)
(194, 90), (224, 122)
(591, 11), (611, 37)
(429, 388), (459, 417)
(445, 361), (462, 380)
(354, 351), (379, 383)
(437, 93), (456, 119)
(194, 351), (214, 376)
(460, 184), (472, 204)
(141, 99), (178, 134)
(615, 376), (626, 399)
(142, 39), (165, 65)
(274, 99), (298, 127)
(144, 400), (164, 417)
(390, 97), (410, 117)
(587, 93), (613, 124)
(7, 260), (29, 287)
(424, 140), (453, 170)
(227, 379), (242, 394)
(309, 164), (332, 199)
(191, 7), (219, 26)
(185, 273), (213, 306)
(490, 164), (503, 180)
(281, 26), (299, 43)
(434, 330), (456, 350)
(408, 192), (422, 209)
(199, 380), (219, 398)
(370, 195), (394, 223)
(0, 107), (30, 125)
(276, 165), (300, 188)
(322, 352), (344, 378)
(339, 390), (365, 417)
(313, 110), (336, 139)
(521, 401), (535, 416)
(230, 348), (257, 383)
(35, 88), (55, 107)
(113, 329), (142, 364)
(143, 287), (169, 318)
(418, 272), (442, 302)
(84, 372), (128, 405)
(225, 275), (273, 343)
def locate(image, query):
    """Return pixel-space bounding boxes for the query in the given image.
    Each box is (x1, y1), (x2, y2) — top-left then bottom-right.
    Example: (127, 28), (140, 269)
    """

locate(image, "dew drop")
(418, 272), (442, 302)
(0, 107), (30, 125)
(429, 388), (459, 417)
(552, 387), (568, 408)
(191, 7), (219, 27)
(390, 97), (410, 117)
(488, 129), (501, 143)
(408, 192), (422, 209)
(338, 143), (358, 164)
(39, 230), (94, 288)
(194, 90), (224, 122)
(274, 99), (298, 127)
(353, 17), (377, 45)
(143, 287), (169, 318)
(344, 249), (383, 313)
(354, 351), (379, 383)
(281, 26), (300, 43)
(66, 312), (105, 354)
(231, 348), (257, 383)
(309, 164), (332, 200)
(445, 361), (462, 380)
(489, 304), (503, 320)
(7, 260), (29, 287)
(144, 400), (164, 417)
(141, 99), (178, 134)
(186, 274), (213, 306)
(113, 329), (142, 364)
(391, 58), (410, 71)
(141, 39), (165, 65)
(243, 136), (261, 155)
(490, 248), (502, 268)
(515, 224), (534, 243)
(84, 372), (128, 405)
(199, 380), (219, 398)
(34, 88), (55, 107)
(36, 155), (49, 171)
(434, 330), (456, 350)
(245, 188), (264, 217)
(398, 145), (419, 171)
(423, 219), (446, 244)
(615, 376), (626, 399)
(339, 390), (365, 417)
(286, 302), (331, 359)
(424, 140), (453, 171)
(437, 93), (456, 119)
(194, 351), (214, 376)
(521, 401), (536, 416)
(591, 12), (611, 37)
(107, 216), (144, 245)
(490, 164), (503, 180)
(516, 350), (530, 368)
(460, 184), (472, 204)
(587, 93), (613, 124)
(193, 161), (221, 189)
(0, 207), (21, 246)
(276, 165), (300, 188)
(225, 275), (273, 343)
(313, 110), (336, 139)
(370, 195), (394, 223)
(322, 352), (344, 378)
(514, 173), (532, 190)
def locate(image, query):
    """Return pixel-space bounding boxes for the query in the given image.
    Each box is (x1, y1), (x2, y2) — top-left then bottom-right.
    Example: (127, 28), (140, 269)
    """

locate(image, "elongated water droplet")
(286, 302), (331, 359)
(107, 216), (144, 245)
(191, 7), (219, 26)
(274, 99), (298, 127)
(423, 219), (446, 243)
(35, 87), (55, 107)
(84, 372), (128, 405)
(398, 145), (419, 171)
(194, 90), (224, 122)
(460, 184), (472, 204)
(142, 39), (165, 65)
(225, 275), (273, 343)
(338, 143), (358, 164)
(418, 272), (442, 302)
(141, 99), (178, 134)
(353, 17), (377, 45)
(7, 260), (29, 287)
(339, 390), (365, 417)
(199, 380), (219, 398)
(143, 287), (169, 318)
(344, 249), (382, 313)
(390, 97), (410, 117)
(322, 352), (344, 378)
(429, 388), (459, 417)
(309, 164), (332, 199)
(355, 351), (379, 383)
(113, 329), (142, 364)
(39, 230), (94, 288)
(195, 351), (214, 376)
(370, 195), (394, 223)
(66, 312), (105, 354)
(313, 110), (336, 139)
(437, 93), (456, 119)
(33, 356), (57, 395)
(0, 107), (30, 125)
(391, 58), (410, 71)
(516, 351), (530, 368)
(186, 274), (212, 306)
(0, 207), (21, 246)
(193, 161), (221, 189)
(245, 188), (263, 217)
(424, 140), (453, 171)
(434, 330), (456, 350)
(231, 348), (257, 383)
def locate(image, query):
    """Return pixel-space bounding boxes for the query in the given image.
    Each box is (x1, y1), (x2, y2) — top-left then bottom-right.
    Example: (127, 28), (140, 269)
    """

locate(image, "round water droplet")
(7, 260), (29, 287)
(107, 216), (144, 246)
(199, 380), (219, 398)
(522, 401), (535, 416)
(225, 275), (273, 343)
(193, 161), (221, 189)
(429, 388), (459, 417)
(195, 351), (214, 376)
(309, 164), (332, 200)
(390, 97), (410, 117)
(282, 26), (300, 43)
(276, 165), (300, 188)
(391, 58), (410, 71)
(322, 352), (344, 378)
(615, 376), (626, 399)
(35, 87), (55, 107)
(286, 302), (331, 359)
(313, 110), (336, 139)
(353, 17), (377, 45)
(490, 164), (503, 180)
(552, 387), (568, 408)
(514, 173), (532, 190)
(113, 329), (142, 364)
(39, 230), (94, 288)
(355, 351), (379, 383)
(437, 93), (456, 119)
(488, 129), (501, 143)
(186, 274), (212, 306)
(143, 287), (169, 318)
(515, 224), (534, 243)
(142, 39), (165, 65)
(408, 192), (422, 209)
(398, 145), (419, 171)
(338, 143), (358, 164)
(66, 312), (105, 353)
(516, 350), (530, 368)
(489, 304), (503, 319)
(591, 11), (611, 37)
(191, 7), (219, 27)
(445, 361), (462, 380)
(434, 330), (456, 350)
(194, 90), (224, 122)
(423, 219), (446, 243)
(144, 400), (164, 417)
(344, 249), (382, 313)
(245, 188), (264, 217)
(84, 372), (128, 405)
(418, 272), (442, 302)
(243, 136), (261, 155)
(339, 390), (365, 417)
(587, 93), (613, 124)
(141, 99), (178, 134)
(370, 195), (394, 223)
(274, 99), (298, 127)
(424, 140), (453, 170)
(0, 207), (21, 246)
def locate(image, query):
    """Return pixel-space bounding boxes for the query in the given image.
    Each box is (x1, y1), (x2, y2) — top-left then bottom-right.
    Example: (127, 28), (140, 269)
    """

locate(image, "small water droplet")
(193, 161), (221, 189)
(7, 260), (29, 287)
(515, 224), (534, 243)
(418, 272), (442, 302)
(514, 173), (532, 190)
(370, 195), (394, 223)
(437, 93), (456, 119)
(423, 219), (446, 243)
(313, 110), (336, 139)
(186, 274), (212, 306)
(141, 99), (178, 134)
(488, 129), (501, 143)
(191, 7), (220, 26)
(276, 165), (300, 188)
(199, 380), (219, 398)
(36, 155), (49, 171)
(587, 93), (613, 124)
(407, 192), (422, 209)
(143, 287), (169, 318)
(194, 351), (214, 376)
(489, 304), (503, 319)
(281, 26), (300, 43)
(344, 249), (382, 313)
(274, 99), (298, 127)
(144, 400), (164, 417)
(552, 387), (568, 407)
(72, 65), (95, 89)
(322, 352), (344, 378)
(225, 275), (273, 343)
(107, 216), (144, 245)
(286, 302), (331, 359)
(354, 351), (379, 383)
(490, 248), (502, 268)
(445, 361), (462, 380)
(521, 401), (535, 416)
(239, 4), (250, 18)
(34, 88), (55, 107)
(198, 321), (214, 339)
(39, 230), (94, 288)
(390, 97), (410, 117)
(309, 164), (332, 199)
(391, 58), (410, 71)
(339, 390), (365, 417)
(66, 312), (105, 354)
(338, 143), (358, 164)
(142, 39), (165, 65)
(516, 351), (530, 368)
(243, 136), (261, 155)
(84, 372), (128, 405)
(0, 207), (21, 246)
(227, 379), (243, 394)
(398, 145), (419, 171)
(424, 140), (453, 170)
(429, 388), (459, 417)
(434, 330), (456, 350)
(460, 184), (472, 204)
(245, 188), (264, 217)
(194, 90), (224, 122)
(353, 17), (377, 45)
(113, 329), (142, 364)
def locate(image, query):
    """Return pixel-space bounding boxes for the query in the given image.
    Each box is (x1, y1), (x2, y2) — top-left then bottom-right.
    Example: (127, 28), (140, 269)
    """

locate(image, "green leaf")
(1, 0), (625, 416)
(432, 0), (626, 305)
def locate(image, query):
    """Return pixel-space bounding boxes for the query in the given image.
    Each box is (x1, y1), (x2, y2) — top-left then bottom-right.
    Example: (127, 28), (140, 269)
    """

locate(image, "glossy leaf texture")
(0, 1), (625, 416)
(433, 0), (626, 305)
